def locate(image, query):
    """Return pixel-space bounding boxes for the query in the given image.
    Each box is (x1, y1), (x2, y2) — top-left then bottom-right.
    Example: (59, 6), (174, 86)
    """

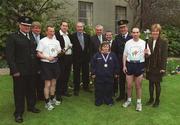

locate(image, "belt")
(128, 60), (141, 63)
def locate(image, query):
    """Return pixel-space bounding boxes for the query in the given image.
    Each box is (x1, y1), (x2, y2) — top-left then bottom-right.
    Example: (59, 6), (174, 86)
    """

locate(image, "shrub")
(162, 25), (180, 57)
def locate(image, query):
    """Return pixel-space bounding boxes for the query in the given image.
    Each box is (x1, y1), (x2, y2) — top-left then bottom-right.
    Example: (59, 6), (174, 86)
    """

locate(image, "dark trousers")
(56, 55), (72, 96)
(73, 61), (89, 92)
(149, 80), (161, 102)
(13, 75), (36, 116)
(118, 71), (126, 99)
(95, 81), (113, 105)
(35, 73), (44, 100)
(113, 78), (118, 95)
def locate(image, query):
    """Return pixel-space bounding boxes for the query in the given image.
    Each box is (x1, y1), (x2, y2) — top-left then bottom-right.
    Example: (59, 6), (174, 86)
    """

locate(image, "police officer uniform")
(112, 20), (132, 101)
(6, 16), (40, 123)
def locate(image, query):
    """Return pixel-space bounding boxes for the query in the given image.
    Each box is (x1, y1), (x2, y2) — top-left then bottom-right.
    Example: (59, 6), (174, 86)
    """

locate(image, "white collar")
(20, 30), (28, 36)
(60, 30), (68, 36)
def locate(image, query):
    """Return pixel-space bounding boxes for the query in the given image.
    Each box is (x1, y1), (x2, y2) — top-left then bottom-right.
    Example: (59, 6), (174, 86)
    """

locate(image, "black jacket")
(71, 32), (91, 63)
(6, 31), (38, 75)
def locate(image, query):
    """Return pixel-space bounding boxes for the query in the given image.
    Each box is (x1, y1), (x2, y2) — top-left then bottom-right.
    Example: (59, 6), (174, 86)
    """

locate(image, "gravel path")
(0, 68), (9, 75)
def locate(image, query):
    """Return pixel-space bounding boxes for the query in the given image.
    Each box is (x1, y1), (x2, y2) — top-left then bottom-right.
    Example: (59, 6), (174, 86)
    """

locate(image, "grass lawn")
(0, 75), (180, 125)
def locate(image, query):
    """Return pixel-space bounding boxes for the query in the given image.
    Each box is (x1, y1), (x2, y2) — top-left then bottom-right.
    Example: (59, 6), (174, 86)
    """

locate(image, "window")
(115, 6), (127, 33)
(78, 1), (93, 26)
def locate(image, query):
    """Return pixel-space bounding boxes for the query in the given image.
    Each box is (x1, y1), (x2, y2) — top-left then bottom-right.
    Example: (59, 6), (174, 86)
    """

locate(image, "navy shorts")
(41, 62), (60, 80)
(126, 62), (145, 77)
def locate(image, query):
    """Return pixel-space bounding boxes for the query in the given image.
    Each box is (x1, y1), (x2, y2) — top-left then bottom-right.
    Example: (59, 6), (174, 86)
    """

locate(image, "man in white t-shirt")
(36, 25), (61, 110)
(122, 27), (151, 111)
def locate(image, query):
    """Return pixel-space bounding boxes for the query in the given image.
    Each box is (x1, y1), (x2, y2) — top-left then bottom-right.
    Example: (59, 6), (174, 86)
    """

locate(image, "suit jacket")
(111, 33), (132, 70)
(71, 32), (91, 63)
(90, 34), (106, 57)
(112, 33), (132, 58)
(30, 32), (44, 47)
(6, 31), (38, 75)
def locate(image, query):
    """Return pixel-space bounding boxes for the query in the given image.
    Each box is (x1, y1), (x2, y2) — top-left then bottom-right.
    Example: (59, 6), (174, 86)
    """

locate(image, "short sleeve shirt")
(123, 38), (150, 62)
(36, 37), (61, 63)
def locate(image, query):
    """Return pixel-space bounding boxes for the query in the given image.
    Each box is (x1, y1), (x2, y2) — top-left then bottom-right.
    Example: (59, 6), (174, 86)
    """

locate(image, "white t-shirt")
(123, 38), (151, 62)
(36, 37), (61, 63)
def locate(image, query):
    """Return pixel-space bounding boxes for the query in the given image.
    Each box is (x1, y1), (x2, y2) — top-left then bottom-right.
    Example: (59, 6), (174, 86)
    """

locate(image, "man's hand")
(160, 70), (165, 73)
(91, 75), (96, 79)
(46, 56), (55, 61)
(13, 72), (20, 77)
(114, 75), (119, 79)
(123, 66), (127, 74)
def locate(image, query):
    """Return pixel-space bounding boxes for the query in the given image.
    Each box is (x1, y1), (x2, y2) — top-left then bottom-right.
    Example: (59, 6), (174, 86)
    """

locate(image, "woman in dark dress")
(146, 24), (168, 107)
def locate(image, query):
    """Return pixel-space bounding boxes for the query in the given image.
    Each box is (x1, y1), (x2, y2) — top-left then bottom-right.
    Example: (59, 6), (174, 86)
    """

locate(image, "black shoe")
(116, 96), (124, 102)
(146, 98), (154, 105)
(95, 103), (103, 106)
(74, 91), (79, 96)
(152, 100), (160, 107)
(63, 92), (72, 97)
(27, 107), (40, 113)
(56, 95), (63, 102)
(15, 115), (23, 123)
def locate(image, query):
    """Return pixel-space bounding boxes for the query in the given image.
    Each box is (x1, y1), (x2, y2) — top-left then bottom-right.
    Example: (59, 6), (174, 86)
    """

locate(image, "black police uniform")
(6, 16), (39, 122)
(111, 20), (132, 101)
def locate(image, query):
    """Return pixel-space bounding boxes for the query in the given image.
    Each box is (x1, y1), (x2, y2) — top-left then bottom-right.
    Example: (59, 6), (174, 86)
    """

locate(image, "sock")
(50, 95), (55, 100)
(137, 99), (141, 104)
(127, 98), (131, 102)
(45, 98), (50, 103)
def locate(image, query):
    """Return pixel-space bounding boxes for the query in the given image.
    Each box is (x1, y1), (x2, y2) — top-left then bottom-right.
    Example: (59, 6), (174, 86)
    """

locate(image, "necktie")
(35, 35), (39, 44)
(98, 35), (102, 43)
(78, 33), (84, 50)
(122, 35), (125, 39)
(26, 33), (30, 39)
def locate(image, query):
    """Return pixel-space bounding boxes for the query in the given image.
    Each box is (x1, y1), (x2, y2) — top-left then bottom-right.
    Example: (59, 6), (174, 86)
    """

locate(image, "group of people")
(5, 16), (168, 123)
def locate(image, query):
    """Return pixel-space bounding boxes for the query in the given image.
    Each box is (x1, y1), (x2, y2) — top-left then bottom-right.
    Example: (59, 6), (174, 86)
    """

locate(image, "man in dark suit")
(6, 16), (40, 123)
(111, 20), (132, 101)
(71, 22), (91, 96)
(55, 21), (72, 100)
(31, 21), (44, 101)
(91, 25), (106, 57)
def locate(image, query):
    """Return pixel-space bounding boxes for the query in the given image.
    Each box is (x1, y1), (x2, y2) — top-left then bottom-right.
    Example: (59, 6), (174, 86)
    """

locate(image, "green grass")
(0, 75), (180, 125)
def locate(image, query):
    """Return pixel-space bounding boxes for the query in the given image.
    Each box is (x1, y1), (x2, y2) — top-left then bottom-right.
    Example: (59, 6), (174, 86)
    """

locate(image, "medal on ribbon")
(102, 53), (109, 68)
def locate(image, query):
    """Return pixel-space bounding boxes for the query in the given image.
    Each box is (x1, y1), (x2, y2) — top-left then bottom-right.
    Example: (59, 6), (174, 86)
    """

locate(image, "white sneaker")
(45, 102), (54, 111)
(50, 98), (61, 105)
(122, 101), (131, 108)
(136, 103), (142, 111)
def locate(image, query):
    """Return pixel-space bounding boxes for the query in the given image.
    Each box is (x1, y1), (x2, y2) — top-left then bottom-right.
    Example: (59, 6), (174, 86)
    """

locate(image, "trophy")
(144, 29), (151, 48)
(57, 43), (72, 57)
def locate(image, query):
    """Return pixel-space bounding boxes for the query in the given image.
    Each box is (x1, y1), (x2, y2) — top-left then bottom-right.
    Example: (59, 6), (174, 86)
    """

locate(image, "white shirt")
(122, 32), (129, 39)
(124, 38), (151, 62)
(98, 35), (103, 43)
(59, 30), (72, 55)
(36, 37), (61, 63)
(153, 40), (157, 51)
(32, 32), (40, 45)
